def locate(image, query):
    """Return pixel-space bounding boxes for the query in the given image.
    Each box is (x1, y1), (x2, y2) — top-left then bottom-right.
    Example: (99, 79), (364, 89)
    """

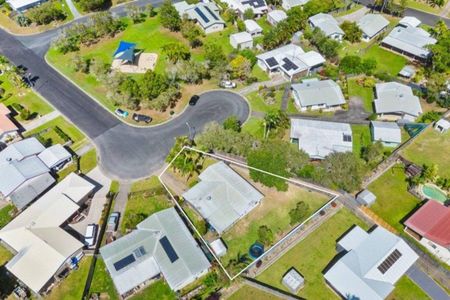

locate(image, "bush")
(223, 115), (241, 132)
(258, 225), (274, 246)
(54, 126), (72, 142)
(20, 108), (31, 120)
(289, 201), (310, 225)
(76, 0), (110, 11)
(417, 111), (442, 123)
(27, 2), (66, 25)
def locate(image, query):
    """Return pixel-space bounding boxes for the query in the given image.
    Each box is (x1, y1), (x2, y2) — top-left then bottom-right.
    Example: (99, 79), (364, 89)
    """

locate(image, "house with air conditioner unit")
(308, 13), (344, 41)
(174, 1), (225, 34)
(291, 79), (346, 111)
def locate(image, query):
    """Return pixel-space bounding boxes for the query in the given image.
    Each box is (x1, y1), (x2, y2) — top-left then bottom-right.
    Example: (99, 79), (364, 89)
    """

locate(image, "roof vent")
(206, 195), (212, 200)
(6, 157), (12, 162)
(399, 94), (404, 98)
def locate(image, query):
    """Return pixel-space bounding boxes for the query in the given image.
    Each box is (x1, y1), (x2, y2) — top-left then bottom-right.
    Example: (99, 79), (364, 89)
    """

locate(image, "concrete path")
(76, 142), (94, 156)
(407, 264), (450, 300)
(23, 110), (61, 131)
(337, 6), (369, 23)
(280, 83), (291, 112)
(64, 0), (82, 19)
(113, 182), (131, 230)
(70, 167), (111, 235)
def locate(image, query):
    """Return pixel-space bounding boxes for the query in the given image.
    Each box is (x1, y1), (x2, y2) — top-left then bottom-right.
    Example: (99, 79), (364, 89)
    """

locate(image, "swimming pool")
(422, 184), (448, 203)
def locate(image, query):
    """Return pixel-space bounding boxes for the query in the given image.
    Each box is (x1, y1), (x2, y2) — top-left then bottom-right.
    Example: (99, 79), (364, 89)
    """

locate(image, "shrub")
(258, 225), (274, 246)
(19, 108), (30, 120)
(289, 201), (310, 225)
(27, 2), (66, 25)
(54, 126), (72, 142)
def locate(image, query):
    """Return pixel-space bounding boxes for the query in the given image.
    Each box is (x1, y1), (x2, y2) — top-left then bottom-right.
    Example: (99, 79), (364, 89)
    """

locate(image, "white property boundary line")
(158, 146), (339, 281)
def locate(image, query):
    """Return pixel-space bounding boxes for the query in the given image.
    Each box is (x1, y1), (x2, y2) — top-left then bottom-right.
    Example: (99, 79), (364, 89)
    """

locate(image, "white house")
(220, 0), (268, 17)
(370, 121), (402, 147)
(308, 13), (344, 41)
(357, 14), (389, 42)
(267, 10), (287, 26)
(374, 82), (423, 121)
(282, 0), (309, 10)
(244, 19), (263, 36)
(6, 0), (46, 11)
(183, 161), (264, 234)
(256, 44), (325, 81)
(324, 226), (418, 300)
(290, 119), (353, 159)
(434, 119), (450, 133)
(174, 1), (225, 34)
(291, 79), (346, 111)
(0, 103), (19, 143)
(230, 31), (253, 49)
(399, 16), (421, 28)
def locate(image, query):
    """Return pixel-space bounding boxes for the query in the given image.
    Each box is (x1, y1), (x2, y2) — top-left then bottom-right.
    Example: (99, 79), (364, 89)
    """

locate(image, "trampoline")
(249, 242), (264, 259)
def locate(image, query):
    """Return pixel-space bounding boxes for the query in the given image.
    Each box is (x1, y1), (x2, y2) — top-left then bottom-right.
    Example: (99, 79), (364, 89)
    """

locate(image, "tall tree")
(341, 21), (362, 43)
(160, 0), (181, 31)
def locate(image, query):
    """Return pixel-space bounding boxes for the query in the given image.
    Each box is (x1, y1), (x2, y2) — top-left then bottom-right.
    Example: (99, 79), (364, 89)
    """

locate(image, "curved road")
(0, 5), (249, 180)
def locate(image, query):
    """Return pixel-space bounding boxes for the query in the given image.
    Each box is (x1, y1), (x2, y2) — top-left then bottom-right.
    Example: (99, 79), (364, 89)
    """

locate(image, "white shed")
(434, 119), (450, 133)
(356, 189), (377, 206)
(210, 238), (227, 257)
(244, 19), (263, 36)
(230, 32), (253, 49)
(282, 268), (304, 293)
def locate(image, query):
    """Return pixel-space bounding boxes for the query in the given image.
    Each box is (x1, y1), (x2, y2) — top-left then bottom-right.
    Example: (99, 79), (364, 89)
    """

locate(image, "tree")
(160, 0), (181, 31)
(222, 8), (237, 24)
(428, 21), (450, 73)
(422, 164), (438, 182)
(146, 3), (156, 17)
(223, 116), (241, 132)
(126, 4), (144, 23)
(361, 141), (384, 167)
(341, 21), (362, 43)
(166, 136), (203, 179)
(149, 86), (181, 111)
(258, 225), (274, 246)
(204, 43), (227, 71)
(174, 59), (208, 84)
(263, 110), (288, 139)
(27, 2), (66, 25)
(76, 0), (110, 11)
(243, 8), (254, 20)
(162, 42), (190, 63)
(228, 55), (251, 80)
(240, 49), (257, 67)
(322, 152), (365, 192)
(340, 55), (377, 74)
(289, 201), (310, 225)
(139, 70), (170, 101)
(181, 18), (203, 48)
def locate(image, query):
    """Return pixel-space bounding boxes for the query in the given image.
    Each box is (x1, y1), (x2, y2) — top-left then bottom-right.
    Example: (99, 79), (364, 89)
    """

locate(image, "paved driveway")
(407, 264), (450, 300)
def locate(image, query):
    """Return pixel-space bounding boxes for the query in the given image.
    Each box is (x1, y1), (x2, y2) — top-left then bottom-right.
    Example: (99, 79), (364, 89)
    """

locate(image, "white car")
(85, 224), (98, 247)
(220, 80), (237, 89)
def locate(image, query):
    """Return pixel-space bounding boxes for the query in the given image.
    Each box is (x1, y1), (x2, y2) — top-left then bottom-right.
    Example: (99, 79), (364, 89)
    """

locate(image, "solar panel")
(377, 249), (402, 274)
(133, 246), (146, 258)
(113, 254), (136, 271)
(343, 134), (352, 142)
(160, 236), (179, 263)
(195, 7), (210, 23)
(265, 57), (278, 68)
(242, 0), (266, 8)
(282, 58), (298, 71)
(204, 6), (219, 21)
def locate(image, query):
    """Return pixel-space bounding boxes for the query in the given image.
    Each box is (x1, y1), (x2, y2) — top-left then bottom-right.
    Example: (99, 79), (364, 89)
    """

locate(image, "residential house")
(290, 119), (353, 159)
(230, 32), (253, 49)
(374, 82), (423, 121)
(220, 0), (268, 17)
(381, 22), (436, 61)
(399, 16), (421, 28)
(174, 1), (225, 34)
(308, 13), (344, 41)
(0, 103), (19, 143)
(291, 79), (346, 111)
(244, 19), (263, 36)
(100, 207), (211, 296)
(282, 0), (309, 10)
(183, 161), (264, 234)
(6, 0), (46, 11)
(434, 119), (450, 133)
(324, 226), (418, 300)
(370, 121), (402, 147)
(38, 144), (72, 171)
(267, 10), (287, 26)
(404, 200), (450, 264)
(256, 44), (325, 81)
(0, 173), (95, 294)
(357, 14), (389, 42)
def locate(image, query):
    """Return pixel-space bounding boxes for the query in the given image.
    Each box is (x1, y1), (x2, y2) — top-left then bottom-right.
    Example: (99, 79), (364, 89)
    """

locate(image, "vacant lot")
(368, 165), (421, 232)
(246, 89), (284, 114)
(347, 78), (374, 113)
(228, 284), (281, 300)
(402, 128), (450, 178)
(363, 45), (407, 76)
(352, 124), (371, 158)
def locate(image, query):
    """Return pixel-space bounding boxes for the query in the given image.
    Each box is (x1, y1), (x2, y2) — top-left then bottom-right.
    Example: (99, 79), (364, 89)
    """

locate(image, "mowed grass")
(221, 166), (330, 269)
(89, 258), (119, 300)
(352, 124), (371, 158)
(242, 117), (264, 139)
(228, 284), (281, 300)
(387, 276), (430, 300)
(368, 165), (421, 232)
(257, 208), (368, 299)
(362, 45), (407, 76)
(128, 280), (176, 300)
(0, 205), (15, 229)
(246, 89), (284, 114)
(402, 128), (450, 178)
(347, 78), (374, 113)
(57, 149), (97, 180)
(46, 256), (92, 300)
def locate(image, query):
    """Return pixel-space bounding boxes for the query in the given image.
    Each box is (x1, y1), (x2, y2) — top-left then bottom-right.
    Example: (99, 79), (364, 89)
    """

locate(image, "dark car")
(133, 113), (152, 123)
(189, 95), (200, 106)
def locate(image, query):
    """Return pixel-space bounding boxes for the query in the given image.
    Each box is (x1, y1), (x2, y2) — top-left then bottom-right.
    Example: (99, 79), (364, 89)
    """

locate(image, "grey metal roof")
(292, 79), (346, 107)
(374, 82), (422, 117)
(100, 208), (210, 294)
(324, 226), (418, 300)
(309, 13), (344, 37)
(183, 161), (264, 234)
(282, 268), (304, 293)
(9, 173), (55, 210)
(0, 138), (45, 165)
(38, 144), (72, 169)
(244, 19), (262, 34)
(230, 32), (253, 44)
(382, 25), (436, 58)
(371, 121), (401, 144)
(176, 1), (225, 30)
(268, 10), (287, 23)
(290, 119), (353, 159)
(357, 14), (389, 38)
(356, 189), (377, 206)
(283, 0), (309, 7)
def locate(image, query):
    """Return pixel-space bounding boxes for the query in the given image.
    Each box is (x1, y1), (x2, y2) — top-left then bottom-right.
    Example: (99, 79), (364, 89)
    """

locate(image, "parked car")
(107, 212), (120, 232)
(115, 109), (129, 118)
(85, 224), (98, 247)
(189, 95), (200, 106)
(133, 113), (152, 123)
(219, 80), (236, 89)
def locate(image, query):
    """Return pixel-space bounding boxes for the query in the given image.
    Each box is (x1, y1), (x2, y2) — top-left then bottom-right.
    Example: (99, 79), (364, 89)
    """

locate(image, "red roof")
(405, 200), (450, 247)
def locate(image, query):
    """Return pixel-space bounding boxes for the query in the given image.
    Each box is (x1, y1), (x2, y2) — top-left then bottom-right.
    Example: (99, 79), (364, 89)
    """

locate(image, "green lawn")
(0, 205), (14, 229)
(46, 257), (92, 300)
(352, 124), (371, 158)
(129, 280), (176, 300)
(89, 258), (119, 300)
(24, 116), (86, 150)
(394, 0), (447, 14)
(338, 40), (370, 58)
(0, 244), (14, 298)
(121, 176), (172, 232)
(402, 128), (450, 178)
(347, 78), (374, 113)
(246, 89), (284, 113)
(286, 97), (298, 114)
(362, 45), (407, 76)
(228, 285), (281, 300)
(57, 149), (98, 180)
(242, 117), (264, 139)
(388, 276), (430, 300)
(368, 165), (421, 232)
(257, 208), (368, 299)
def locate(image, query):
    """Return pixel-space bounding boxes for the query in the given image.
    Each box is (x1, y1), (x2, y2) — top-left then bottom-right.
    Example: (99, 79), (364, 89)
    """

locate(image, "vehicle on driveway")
(107, 212), (120, 232)
(133, 113), (152, 123)
(219, 80), (237, 89)
(115, 109), (129, 118)
(189, 95), (200, 106)
(85, 224), (98, 247)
